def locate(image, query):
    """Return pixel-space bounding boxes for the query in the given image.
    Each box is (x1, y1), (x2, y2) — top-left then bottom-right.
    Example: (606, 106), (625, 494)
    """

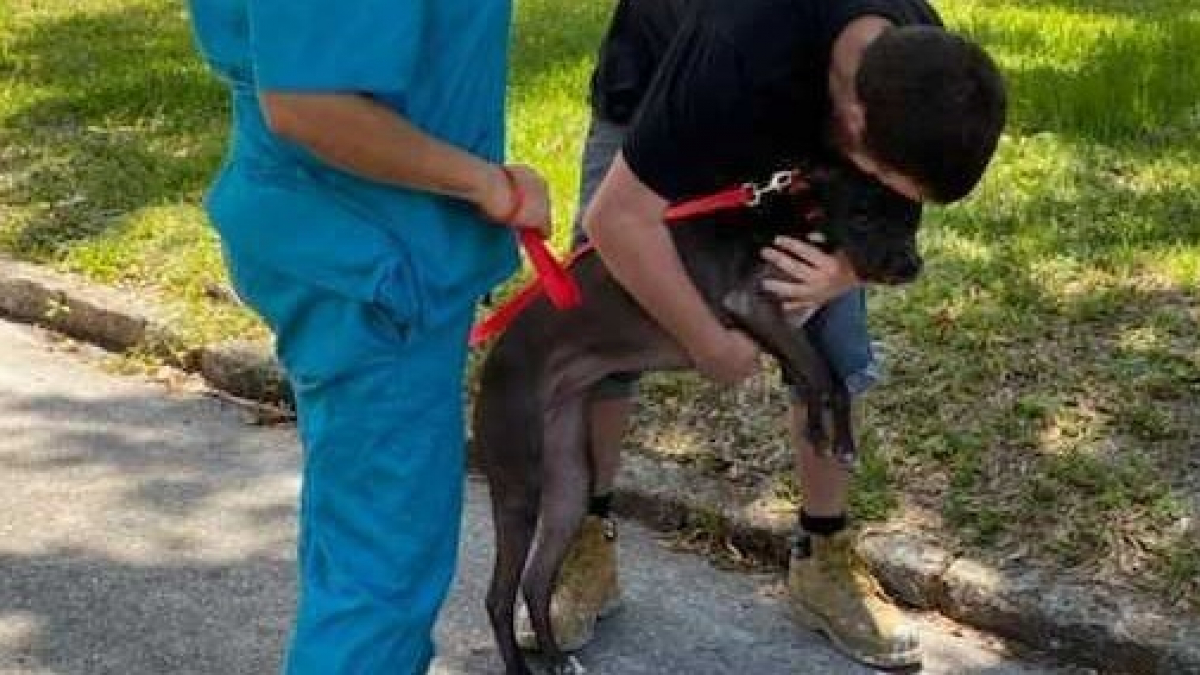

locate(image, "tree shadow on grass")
(871, 180), (1199, 595)
(948, 152), (1200, 259)
(1, 0), (614, 262)
(0, 3), (223, 129)
(968, 10), (1200, 145)
(1000, 0), (1196, 19)
(0, 2), (227, 259)
(901, 150), (1199, 453)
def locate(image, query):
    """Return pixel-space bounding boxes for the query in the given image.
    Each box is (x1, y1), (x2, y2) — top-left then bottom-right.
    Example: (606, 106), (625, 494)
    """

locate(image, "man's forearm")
(594, 216), (724, 350)
(585, 157), (726, 357)
(259, 92), (502, 207)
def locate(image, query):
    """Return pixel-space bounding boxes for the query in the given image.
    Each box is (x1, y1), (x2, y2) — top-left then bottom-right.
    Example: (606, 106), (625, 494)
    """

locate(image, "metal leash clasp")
(745, 169), (799, 208)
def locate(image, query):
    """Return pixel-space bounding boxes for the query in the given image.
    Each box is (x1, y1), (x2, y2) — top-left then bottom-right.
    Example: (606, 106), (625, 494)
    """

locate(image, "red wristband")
(499, 165), (524, 225)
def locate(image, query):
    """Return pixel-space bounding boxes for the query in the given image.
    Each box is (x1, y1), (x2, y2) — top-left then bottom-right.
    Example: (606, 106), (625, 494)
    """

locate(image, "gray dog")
(473, 164), (923, 675)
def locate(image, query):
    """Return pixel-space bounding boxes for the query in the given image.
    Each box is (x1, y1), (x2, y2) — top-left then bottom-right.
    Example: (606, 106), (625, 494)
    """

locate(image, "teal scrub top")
(187, 0), (519, 333)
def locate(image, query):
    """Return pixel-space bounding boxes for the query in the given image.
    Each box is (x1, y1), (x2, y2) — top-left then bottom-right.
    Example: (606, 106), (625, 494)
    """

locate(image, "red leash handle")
(468, 238), (592, 347)
(500, 165), (582, 310)
(467, 167), (582, 346)
(519, 229), (581, 310)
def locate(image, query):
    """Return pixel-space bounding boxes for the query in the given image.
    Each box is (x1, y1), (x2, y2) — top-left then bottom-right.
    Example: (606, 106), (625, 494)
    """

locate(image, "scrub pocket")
(207, 161), (426, 332)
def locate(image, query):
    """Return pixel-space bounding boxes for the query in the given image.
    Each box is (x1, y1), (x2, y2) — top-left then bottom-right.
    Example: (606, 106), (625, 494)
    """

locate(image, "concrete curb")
(611, 453), (1200, 675)
(2, 255), (1197, 674)
(0, 256), (289, 403)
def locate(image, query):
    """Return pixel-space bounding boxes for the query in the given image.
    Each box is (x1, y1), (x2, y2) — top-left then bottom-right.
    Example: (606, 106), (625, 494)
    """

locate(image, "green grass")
(0, 0), (254, 343)
(1, 0), (1197, 609)
(875, 0), (1200, 608)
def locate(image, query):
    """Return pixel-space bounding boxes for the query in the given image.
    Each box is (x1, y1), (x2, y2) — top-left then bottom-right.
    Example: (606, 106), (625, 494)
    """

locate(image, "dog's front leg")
(720, 267), (855, 463)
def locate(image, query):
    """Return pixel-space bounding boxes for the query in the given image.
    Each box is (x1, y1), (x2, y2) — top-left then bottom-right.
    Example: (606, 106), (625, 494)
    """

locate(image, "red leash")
(470, 170), (803, 347)
(518, 229), (582, 310)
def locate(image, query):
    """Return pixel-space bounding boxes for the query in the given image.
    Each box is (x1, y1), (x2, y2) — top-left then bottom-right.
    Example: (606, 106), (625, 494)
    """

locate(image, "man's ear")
(842, 100), (873, 165)
(846, 99), (868, 142)
(834, 98), (877, 174)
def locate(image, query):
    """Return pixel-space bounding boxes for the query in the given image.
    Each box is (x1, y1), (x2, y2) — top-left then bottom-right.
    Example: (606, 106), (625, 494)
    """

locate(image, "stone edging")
(0, 256), (288, 403)
(612, 452), (1200, 675)
(2, 255), (1196, 674)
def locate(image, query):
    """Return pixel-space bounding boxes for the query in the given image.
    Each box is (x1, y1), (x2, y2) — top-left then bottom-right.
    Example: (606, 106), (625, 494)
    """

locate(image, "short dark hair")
(857, 26), (1007, 203)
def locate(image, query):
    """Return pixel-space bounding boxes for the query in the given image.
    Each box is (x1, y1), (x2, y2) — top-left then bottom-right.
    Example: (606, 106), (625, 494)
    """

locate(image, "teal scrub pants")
(223, 247), (473, 674)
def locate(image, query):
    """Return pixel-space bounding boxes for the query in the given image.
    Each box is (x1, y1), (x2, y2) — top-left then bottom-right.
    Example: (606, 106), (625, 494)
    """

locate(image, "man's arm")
(584, 153), (758, 385)
(260, 93), (550, 234)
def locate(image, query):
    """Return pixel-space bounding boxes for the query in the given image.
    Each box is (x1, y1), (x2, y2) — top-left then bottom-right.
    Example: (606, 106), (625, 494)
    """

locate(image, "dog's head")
(800, 163), (924, 285)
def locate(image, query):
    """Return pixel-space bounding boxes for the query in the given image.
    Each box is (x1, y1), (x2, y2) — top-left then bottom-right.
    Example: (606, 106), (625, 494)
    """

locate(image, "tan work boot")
(517, 515), (622, 652)
(787, 530), (921, 669)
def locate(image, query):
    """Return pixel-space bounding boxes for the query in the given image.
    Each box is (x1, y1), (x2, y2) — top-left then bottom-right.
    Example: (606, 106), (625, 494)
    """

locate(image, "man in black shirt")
(523, 0), (1006, 668)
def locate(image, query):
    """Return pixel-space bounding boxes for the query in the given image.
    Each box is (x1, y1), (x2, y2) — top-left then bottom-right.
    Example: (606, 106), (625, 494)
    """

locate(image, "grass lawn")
(1, 0), (1197, 609)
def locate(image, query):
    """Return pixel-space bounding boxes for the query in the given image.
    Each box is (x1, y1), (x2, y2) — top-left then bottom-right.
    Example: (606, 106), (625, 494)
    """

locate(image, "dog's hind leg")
(522, 395), (590, 675)
(485, 477), (540, 675)
(477, 358), (544, 675)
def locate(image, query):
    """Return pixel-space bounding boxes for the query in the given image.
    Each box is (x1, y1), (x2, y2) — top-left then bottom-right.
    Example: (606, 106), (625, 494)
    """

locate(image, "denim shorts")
(571, 117), (881, 401)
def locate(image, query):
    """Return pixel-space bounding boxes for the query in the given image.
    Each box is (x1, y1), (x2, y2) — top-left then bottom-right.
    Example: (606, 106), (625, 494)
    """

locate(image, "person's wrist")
(475, 163), (513, 224)
(497, 165), (524, 225)
(684, 322), (730, 366)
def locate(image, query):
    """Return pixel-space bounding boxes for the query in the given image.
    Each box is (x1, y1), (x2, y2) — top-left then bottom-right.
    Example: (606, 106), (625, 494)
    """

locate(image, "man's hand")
(478, 163), (552, 239)
(760, 237), (859, 312)
(688, 327), (760, 385)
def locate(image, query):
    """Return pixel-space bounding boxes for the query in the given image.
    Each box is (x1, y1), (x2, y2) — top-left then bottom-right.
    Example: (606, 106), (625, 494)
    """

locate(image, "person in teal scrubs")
(185, 1), (551, 672)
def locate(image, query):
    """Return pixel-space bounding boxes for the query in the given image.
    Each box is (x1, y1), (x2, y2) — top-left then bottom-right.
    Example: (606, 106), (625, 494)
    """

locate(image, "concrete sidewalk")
(0, 318), (1079, 674)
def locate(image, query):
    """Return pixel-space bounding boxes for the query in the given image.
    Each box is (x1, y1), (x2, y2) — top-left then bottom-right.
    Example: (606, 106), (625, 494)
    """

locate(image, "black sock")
(799, 510), (848, 537)
(589, 492), (614, 519)
(792, 512), (848, 558)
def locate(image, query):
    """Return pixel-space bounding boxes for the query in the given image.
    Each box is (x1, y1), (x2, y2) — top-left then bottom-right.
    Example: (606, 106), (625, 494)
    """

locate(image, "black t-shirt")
(589, 0), (690, 124)
(599, 0), (942, 202)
